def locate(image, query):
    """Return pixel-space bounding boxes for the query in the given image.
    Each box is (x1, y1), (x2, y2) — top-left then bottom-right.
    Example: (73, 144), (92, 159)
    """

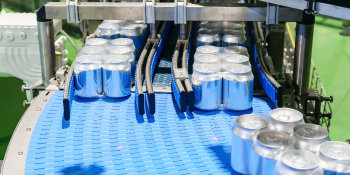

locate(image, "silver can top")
(224, 46), (248, 56)
(270, 108), (303, 122)
(104, 20), (125, 24)
(111, 38), (133, 46)
(225, 64), (251, 75)
(194, 54), (220, 64)
(82, 46), (105, 55)
(111, 38), (135, 51)
(236, 114), (268, 130)
(281, 150), (320, 170)
(192, 64), (222, 82)
(194, 64), (220, 74)
(257, 131), (293, 148)
(86, 38), (107, 46)
(224, 55), (249, 64)
(103, 54), (130, 71)
(74, 55), (102, 73)
(98, 23), (117, 30)
(76, 55), (102, 64)
(196, 45), (220, 55)
(293, 124), (329, 140)
(320, 141), (350, 161)
(121, 24), (142, 36)
(109, 46), (133, 55)
(104, 54), (129, 64)
(197, 35), (215, 43)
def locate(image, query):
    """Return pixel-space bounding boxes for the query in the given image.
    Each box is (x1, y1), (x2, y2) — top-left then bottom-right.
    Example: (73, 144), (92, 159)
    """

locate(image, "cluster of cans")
(95, 20), (149, 57)
(192, 45), (253, 111)
(73, 37), (138, 98)
(196, 21), (247, 47)
(231, 108), (350, 175)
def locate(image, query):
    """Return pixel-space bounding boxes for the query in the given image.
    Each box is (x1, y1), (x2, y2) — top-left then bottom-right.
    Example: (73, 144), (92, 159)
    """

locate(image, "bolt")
(43, 98), (47, 102)
(163, 86), (166, 89)
(18, 151), (23, 155)
(287, 103), (291, 106)
(37, 108), (41, 111)
(26, 128), (31, 131)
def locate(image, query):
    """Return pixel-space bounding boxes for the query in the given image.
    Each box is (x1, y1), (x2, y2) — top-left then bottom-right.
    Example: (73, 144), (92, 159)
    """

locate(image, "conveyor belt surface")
(25, 91), (275, 174)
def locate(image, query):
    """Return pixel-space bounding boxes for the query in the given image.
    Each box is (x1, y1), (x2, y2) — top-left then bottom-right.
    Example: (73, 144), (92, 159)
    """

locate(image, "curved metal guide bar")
(185, 21), (195, 112)
(63, 60), (76, 121)
(171, 22), (195, 112)
(135, 41), (151, 115)
(171, 43), (187, 112)
(252, 22), (283, 107)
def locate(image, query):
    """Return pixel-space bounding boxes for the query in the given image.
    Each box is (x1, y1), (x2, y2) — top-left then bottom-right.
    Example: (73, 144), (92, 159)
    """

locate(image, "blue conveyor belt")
(25, 91), (276, 174)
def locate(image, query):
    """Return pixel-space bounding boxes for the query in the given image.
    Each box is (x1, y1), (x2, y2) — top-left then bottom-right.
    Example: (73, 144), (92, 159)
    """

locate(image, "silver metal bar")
(37, 20), (56, 87)
(260, 0), (350, 21)
(179, 24), (186, 39)
(293, 24), (314, 96)
(150, 24), (156, 38)
(1, 91), (55, 175)
(44, 2), (303, 22)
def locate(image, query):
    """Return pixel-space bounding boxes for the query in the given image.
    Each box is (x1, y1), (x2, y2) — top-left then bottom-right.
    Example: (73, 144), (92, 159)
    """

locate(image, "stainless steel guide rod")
(44, 2), (303, 22)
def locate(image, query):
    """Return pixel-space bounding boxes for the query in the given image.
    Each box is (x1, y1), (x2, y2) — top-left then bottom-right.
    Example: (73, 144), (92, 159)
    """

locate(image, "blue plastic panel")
(26, 91), (276, 175)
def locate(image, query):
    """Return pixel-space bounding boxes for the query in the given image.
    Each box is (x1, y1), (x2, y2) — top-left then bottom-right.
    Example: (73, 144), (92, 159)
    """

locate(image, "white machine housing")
(0, 12), (67, 100)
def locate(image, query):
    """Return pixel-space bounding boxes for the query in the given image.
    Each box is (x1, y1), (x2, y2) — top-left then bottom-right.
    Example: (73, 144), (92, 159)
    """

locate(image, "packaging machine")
(1, 0), (349, 174)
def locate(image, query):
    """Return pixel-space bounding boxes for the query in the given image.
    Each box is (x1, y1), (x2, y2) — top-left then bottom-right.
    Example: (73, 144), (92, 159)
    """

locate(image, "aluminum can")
(193, 54), (221, 70)
(222, 29), (247, 47)
(318, 141), (350, 175)
(292, 124), (330, 153)
(96, 23), (119, 39)
(269, 108), (305, 134)
(223, 64), (254, 111)
(120, 24), (143, 57)
(103, 55), (131, 98)
(199, 21), (245, 31)
(109, 46), (135, 82)
(222, 46), (249, 57)
(196, 29), (221, 47)
(231, 114), (269, 174)
(111, 38), (136, 56)
(250, 130), (294, 175)
(85, 38), (108, 48)
(81, 46), (106, 56)
(104, 20), (126, 28)
(194, 45), (220, 58)
(134, 21), (149, 46)
(222, 54), (251, 71)
(275, 150), (323, 175)
(74, 55), (103, 98)
(192, 64), (222, 110)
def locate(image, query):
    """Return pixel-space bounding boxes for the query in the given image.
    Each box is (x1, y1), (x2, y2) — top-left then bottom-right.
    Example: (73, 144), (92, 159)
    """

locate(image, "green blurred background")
(0, 0), (349, 161)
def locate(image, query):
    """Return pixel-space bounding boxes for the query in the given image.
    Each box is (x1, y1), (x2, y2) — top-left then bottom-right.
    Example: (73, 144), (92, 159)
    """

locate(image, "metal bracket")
(266, 3), (279, 25)
(66, 0), (79, 23)
(173, 68), (189, 81)
(56, 66), (69, 85)
(174, 0), (186, 24)
(305, 0), (317, 14)
(144, 0), (156, 24)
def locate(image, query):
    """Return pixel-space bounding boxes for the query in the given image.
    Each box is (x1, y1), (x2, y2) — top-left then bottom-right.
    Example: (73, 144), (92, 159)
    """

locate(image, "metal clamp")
(173, 68), (189, 81)
(305, 0), (317, 14)
(266, 3), (279, 25)
(174, 0), (186, 24)
(66, 0), (79, 23)
(144, 0), (156, 24)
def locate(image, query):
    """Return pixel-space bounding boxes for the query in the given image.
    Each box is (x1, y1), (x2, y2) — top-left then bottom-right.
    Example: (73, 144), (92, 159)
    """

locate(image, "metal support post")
(293, 10), (315, 112)
(179, 24), (186, 39)
(150, 24), (156, 38)
(37, 20), (57, 87)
